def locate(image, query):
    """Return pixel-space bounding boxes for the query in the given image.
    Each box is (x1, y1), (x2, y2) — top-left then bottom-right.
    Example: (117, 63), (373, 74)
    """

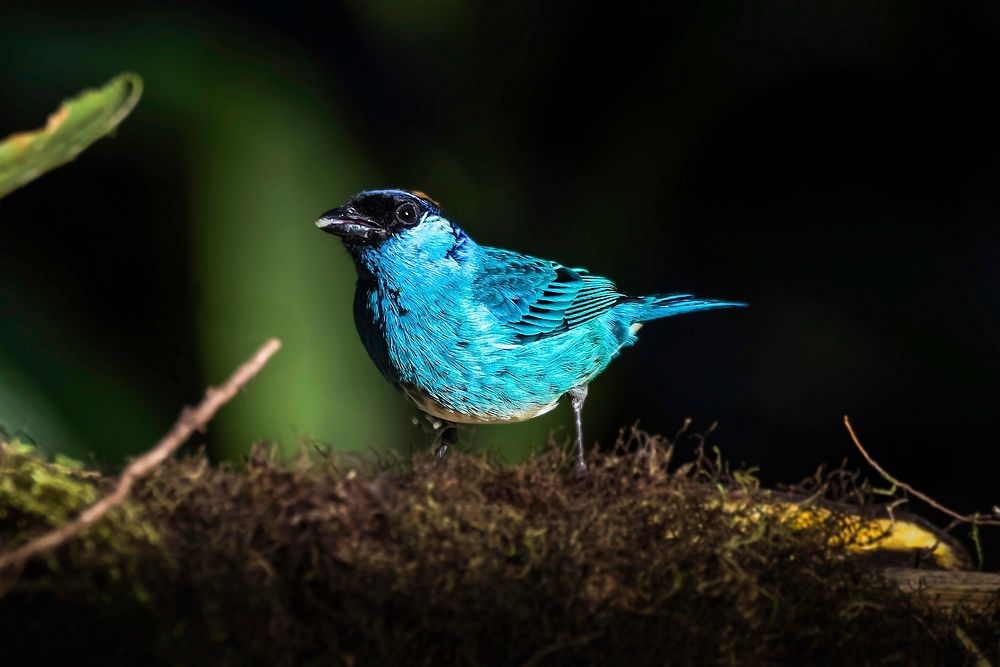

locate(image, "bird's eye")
(395, 202), (418, 227)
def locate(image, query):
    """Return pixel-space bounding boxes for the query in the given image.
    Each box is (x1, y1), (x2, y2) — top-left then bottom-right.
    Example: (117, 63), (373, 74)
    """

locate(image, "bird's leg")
(568, 385), (589, 470)
(434, 420), (458, 459)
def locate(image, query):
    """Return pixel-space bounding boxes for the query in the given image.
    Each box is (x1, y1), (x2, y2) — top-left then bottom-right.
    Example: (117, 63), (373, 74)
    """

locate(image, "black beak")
(315, 206), (387, 242)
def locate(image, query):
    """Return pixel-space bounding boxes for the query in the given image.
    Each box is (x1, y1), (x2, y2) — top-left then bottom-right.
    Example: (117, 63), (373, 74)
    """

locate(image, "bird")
(316, 189), (744, 469)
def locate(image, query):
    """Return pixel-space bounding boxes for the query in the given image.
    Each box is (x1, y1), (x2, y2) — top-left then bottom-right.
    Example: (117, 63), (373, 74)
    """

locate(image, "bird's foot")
(431, 422), (458, 461)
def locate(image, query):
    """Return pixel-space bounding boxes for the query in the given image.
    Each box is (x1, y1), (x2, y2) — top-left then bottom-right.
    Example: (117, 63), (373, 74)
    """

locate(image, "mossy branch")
(1, 425), (998, 665)
(0, 338), (281, 576)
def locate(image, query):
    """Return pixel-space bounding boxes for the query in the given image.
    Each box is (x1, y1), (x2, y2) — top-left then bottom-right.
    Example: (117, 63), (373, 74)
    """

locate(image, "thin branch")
(843, 415), (1000, 528)
(0, 338), (282, 573)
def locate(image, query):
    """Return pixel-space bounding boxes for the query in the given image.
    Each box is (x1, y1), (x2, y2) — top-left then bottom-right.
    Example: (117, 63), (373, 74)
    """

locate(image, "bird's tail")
(620, 294), (747, 323)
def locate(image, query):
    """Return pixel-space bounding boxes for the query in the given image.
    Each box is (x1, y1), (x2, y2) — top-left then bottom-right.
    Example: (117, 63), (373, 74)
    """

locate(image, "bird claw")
(433, 422), (458, 461)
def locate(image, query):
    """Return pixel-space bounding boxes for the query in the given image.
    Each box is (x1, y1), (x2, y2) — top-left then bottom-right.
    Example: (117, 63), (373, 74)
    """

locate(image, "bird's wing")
(473, 248), (623, 339)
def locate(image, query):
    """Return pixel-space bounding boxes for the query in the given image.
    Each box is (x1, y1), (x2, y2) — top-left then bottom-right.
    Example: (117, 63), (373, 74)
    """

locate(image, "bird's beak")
(315, 207), (387, 243)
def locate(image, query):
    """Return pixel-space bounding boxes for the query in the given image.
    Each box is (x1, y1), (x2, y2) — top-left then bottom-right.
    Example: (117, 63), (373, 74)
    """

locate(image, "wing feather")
(473, 248), (624, 340)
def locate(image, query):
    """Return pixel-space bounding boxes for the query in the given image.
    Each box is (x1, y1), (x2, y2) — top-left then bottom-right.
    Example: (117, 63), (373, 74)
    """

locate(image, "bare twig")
(0, 338), (282, 573)
(843, 415), (1000, 528)
(954, 626), (993, 667)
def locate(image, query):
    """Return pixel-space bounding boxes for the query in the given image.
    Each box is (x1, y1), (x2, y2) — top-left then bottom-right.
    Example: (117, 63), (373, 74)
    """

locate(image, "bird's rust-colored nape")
(410, 190), (441, 207)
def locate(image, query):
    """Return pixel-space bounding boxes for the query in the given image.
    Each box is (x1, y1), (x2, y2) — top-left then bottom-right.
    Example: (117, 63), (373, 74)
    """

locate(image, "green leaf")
(0, 72), (142, 199)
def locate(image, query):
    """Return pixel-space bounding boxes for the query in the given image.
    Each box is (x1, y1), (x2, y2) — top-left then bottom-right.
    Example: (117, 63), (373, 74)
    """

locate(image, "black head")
(316, 189), (442, 244)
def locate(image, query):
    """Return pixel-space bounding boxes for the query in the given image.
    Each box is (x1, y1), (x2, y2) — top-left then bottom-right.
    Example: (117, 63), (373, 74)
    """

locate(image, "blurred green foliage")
(0, 348), (87, 456)
(0, 72), (142, 199)
(0, 6), (556, 463)
(0, 72), (143, 456)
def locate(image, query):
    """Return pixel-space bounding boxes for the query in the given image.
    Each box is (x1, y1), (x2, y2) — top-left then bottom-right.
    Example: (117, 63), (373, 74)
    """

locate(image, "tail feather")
(621, 294), (747, 322)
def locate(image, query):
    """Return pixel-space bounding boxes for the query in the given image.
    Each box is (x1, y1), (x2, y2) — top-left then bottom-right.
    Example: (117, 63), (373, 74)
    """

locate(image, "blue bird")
(317, 189), (744, 469)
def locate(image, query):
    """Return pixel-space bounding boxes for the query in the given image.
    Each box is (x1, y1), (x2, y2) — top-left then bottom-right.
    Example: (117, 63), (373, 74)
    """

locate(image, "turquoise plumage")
(317, 189), (744, 468)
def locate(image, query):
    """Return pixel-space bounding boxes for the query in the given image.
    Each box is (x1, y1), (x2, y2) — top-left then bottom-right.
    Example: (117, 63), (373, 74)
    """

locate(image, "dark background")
(1, 3), (998, 560)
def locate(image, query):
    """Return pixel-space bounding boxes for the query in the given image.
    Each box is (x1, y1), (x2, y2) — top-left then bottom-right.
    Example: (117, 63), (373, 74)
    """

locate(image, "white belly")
(400, 383), (562, 424)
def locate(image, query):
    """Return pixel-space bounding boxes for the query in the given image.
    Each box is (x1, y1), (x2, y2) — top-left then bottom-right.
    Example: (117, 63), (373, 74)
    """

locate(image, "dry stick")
(843, 415), (1000, 528)
(0, 338), (282, 573)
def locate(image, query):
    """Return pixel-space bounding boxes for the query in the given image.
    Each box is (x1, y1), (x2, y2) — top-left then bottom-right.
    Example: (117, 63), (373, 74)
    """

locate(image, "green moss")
(0, 432), (997, 666)
(0, 441), (160, 578)
(0, 442), (99, 524)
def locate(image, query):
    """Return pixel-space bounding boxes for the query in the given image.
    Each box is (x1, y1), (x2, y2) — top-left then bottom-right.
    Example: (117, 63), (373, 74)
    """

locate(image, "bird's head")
(316, 189), (471, 266)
